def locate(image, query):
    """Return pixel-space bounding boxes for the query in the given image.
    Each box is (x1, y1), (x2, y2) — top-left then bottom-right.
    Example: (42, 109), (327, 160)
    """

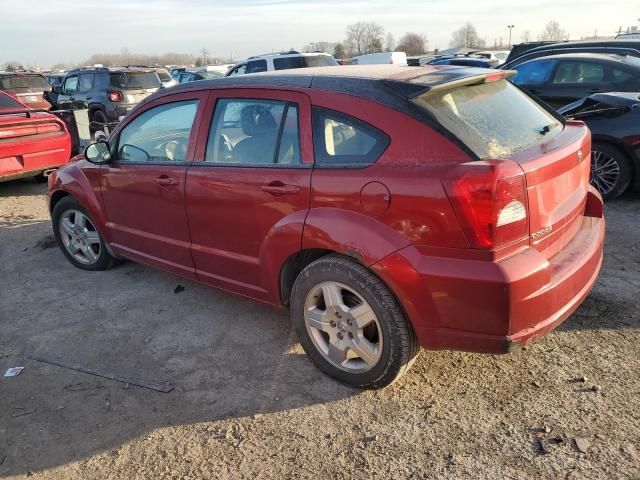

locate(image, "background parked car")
(0, 91), (71, 183)
(352, 52), (408, 65)
(502, 39), (640, 69)
(225, 51), (338, 76)
(510, 53), (640, 109)
(425, 55), (493, 68)
(0, 72), (53, 110)
(54, 67), (161, 127)
(559, 92), (640, 199)
(177, 66), (231, 83)
(154, 68), (177, 88)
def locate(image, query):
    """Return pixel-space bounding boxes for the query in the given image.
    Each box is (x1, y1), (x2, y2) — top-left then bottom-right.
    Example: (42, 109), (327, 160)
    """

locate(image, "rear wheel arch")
(280, 249), (338, 305)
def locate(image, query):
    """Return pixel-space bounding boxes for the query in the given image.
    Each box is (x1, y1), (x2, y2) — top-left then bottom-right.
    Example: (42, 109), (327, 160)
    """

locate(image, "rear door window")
(79, 74), (94, 93)
(205, 98), (301, 165)
(246, 60), (267, 74)
(312, 107), (389, 167)
(116, 100), (199, 163)
(0, 75), (50, 90)
(413, 80), (562, 159)
(552, 62), (606, 84)
(512, 59), (556, 85)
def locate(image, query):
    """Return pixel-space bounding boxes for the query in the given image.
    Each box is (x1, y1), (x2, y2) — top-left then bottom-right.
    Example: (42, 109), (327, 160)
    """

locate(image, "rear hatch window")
(0, 75), (50, 91)
(273, 55), (338, 70)
(413, 80), (562, 159)
(109, 72), (161, 90)
(156, 70), (172, 82)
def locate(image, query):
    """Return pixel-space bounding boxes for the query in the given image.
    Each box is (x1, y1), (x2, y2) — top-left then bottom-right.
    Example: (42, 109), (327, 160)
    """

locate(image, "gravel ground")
(0, 180), (639, 480)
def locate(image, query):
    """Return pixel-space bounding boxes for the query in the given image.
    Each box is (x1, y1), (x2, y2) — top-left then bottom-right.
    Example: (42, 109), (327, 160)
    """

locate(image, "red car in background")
(47, 65), (605, 388)
(0, 91), (71, 183)
(0, 72), (53, 110)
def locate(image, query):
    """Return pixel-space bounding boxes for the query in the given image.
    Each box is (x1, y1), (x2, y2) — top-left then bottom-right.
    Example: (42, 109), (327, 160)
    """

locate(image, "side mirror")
(85, 140), (111, 164)
(52, 86), (62, 94)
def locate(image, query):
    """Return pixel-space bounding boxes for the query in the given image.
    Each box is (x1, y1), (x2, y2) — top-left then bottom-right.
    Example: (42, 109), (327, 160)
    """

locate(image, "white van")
(352, 52), (408, 66)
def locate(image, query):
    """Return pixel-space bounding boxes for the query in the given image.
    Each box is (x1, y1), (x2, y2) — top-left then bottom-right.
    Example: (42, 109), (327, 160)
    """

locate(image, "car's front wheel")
(52, 196), (115, 271)
(290, 254), (419, 388)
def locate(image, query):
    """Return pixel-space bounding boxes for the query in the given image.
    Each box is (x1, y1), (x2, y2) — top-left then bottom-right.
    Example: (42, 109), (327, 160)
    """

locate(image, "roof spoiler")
(384, 70), (517, 99)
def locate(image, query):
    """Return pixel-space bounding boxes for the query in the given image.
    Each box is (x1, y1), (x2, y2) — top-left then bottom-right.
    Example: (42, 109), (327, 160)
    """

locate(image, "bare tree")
(521, 30), (531, 43)
(345, 22), (385, 55)
(396, 32), (427, 56)
(303, 41), (336, 53)
(539, 21), (565, 41)
(449, 23), (485, 48)
(83, 52), (202, 68)
(385, 33), (395, 52)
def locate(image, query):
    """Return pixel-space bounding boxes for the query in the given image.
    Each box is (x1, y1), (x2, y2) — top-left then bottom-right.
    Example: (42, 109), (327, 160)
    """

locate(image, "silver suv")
(226, 50), (338, 76)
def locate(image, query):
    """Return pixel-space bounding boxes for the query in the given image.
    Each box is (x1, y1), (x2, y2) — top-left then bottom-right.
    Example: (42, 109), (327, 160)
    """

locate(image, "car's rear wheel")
(52, 196), (115, 271)
(290, 254), (418, 388)
(591, 142), (632, 200)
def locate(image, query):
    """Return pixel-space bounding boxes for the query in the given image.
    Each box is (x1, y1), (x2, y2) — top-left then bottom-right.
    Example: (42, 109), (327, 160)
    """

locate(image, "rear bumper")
(373, 188), (605, 354)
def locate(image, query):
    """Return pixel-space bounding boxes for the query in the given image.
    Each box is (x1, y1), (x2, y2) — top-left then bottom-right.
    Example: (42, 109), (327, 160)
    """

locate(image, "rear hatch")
(0, 74), (52, 109)
(412, 73), (590, 255)
(109, 71), (161, 104)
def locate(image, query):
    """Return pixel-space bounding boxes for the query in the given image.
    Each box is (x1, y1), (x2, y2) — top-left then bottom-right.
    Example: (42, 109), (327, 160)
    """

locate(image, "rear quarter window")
(413, 80), (562, 159)
(312, 107), (389, 167)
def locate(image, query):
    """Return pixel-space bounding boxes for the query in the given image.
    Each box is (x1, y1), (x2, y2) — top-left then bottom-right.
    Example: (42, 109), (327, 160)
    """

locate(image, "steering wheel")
(164, 140), (187, 161)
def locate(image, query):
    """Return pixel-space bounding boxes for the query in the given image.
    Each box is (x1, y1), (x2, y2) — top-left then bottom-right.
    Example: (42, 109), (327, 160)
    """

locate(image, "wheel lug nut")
(330, 321), (336, 328)
(347, 319), (353, 326)
(337, 332), (343, 340)
(348, 332), (353, 339)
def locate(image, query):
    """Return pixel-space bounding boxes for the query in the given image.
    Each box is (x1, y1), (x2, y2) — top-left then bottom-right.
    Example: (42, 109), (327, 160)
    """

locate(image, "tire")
(290, 254), (419, 388)
(591, 142), (633, 200)
(90, 110), (108, 136)
(33, 172), (49, 183)
(52, 196), (115, 271)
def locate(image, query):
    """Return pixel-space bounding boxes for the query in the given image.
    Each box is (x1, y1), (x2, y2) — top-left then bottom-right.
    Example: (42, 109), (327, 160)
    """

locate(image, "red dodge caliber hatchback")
(48, 65), (605, 388)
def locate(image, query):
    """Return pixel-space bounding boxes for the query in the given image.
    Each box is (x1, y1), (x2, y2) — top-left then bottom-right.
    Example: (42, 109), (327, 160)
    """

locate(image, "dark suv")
(54, 67), (161, 125)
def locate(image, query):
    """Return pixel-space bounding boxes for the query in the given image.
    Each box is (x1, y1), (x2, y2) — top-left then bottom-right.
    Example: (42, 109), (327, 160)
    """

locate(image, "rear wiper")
(539, 123), (556, 135)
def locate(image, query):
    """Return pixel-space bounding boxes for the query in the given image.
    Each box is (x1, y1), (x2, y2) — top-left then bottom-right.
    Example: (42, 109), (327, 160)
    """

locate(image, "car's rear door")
(185, 89), (313, 301)
(99, 91), (207, 279)
(541, 59), (610, 108)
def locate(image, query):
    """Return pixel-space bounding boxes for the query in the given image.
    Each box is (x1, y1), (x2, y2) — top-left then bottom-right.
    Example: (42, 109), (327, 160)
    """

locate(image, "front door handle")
(261, 182), (300, 196)
(154, 175), (179, 187)
(85, 96), (92, 101)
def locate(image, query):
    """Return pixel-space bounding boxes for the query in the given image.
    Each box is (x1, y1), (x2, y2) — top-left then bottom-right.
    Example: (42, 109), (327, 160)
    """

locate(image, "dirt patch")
(0, 180), (639, 479)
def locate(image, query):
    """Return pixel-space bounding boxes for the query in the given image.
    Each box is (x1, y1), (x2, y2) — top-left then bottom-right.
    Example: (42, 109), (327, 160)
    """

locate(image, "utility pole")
(507, 25), (515, 48)
(200, 47), (209, 66)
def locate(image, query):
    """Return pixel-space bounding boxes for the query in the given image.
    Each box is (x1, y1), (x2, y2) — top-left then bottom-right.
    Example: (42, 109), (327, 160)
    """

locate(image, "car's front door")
(56, 74), (79, 110)
(185, 90), (313, 301)
(100, 91), (207, 279)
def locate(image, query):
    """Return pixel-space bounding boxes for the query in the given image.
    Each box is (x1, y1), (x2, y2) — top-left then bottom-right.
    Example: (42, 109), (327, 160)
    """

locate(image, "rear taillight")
(108, 91), (122, 102)
(0, 121), (63, 139)
(443, 160), (529, 250)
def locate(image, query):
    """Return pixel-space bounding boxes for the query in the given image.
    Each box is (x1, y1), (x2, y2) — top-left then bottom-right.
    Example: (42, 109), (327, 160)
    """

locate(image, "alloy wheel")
(58, 210), (101, 265)
(591, 150), (620, 196)
(303, 281), (383, 373)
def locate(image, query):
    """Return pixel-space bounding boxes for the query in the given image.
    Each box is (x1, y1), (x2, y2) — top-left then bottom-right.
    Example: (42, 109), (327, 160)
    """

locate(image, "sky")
(1, 0), (638, 66)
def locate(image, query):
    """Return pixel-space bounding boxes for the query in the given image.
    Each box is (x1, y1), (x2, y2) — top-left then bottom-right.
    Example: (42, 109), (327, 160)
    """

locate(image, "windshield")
(273, 55), (338, 70)
(156, 69), (172, 82)
(0, 75), (50, 90)
(413, 80), (562, 159)
(110, 72), (161, 89)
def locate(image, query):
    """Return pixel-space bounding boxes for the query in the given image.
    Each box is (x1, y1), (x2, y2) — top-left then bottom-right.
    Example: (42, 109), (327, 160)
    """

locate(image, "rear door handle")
(261, 182), (300, 196)
(155, 175), (179, 187)
(85, 96), (92, 101)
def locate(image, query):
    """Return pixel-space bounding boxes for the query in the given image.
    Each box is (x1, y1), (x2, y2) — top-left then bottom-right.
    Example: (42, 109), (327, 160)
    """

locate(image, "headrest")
(240, 105), (277, 136)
